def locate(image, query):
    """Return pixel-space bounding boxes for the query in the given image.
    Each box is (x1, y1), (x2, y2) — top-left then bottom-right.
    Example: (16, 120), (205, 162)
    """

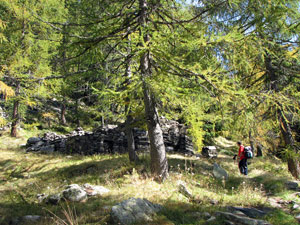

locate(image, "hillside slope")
(0, 133), (299, 225)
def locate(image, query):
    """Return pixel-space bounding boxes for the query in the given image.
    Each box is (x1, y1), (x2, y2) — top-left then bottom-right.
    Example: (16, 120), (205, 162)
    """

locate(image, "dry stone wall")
(26, 119), (195, 155)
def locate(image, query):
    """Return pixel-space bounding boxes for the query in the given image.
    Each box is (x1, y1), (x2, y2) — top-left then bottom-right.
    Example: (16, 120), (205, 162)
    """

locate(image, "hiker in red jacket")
(237, 141), (248, 175)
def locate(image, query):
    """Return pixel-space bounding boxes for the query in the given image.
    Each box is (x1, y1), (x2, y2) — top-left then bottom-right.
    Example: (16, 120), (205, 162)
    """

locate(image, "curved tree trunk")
(143, 83), (168, 181)
(139, 0), (168, 181)
(279, 110), (300, 179)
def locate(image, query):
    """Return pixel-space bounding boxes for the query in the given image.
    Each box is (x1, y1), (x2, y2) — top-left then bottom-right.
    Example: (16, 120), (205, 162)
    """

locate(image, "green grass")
(0, 132), (299, 225)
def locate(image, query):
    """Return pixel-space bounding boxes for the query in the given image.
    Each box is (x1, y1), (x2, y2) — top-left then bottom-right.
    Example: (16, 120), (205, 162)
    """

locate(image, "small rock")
(206, 216), (216, 222)
(83, 183), (110, 196)
(210, 199), (219, 205)
(111, 198), (163, 225)
(202, 146), (218, 158)
(177, 181), (193, 198)
(37, 193), (48, 203)
(203, 212), (211, 219)
(62, 184), (87, 202)
(285, 181), (299, 190)
(213, 163), (228, 180)
(22, 215), (42, 223)
(46, 193), (61, 205)
(293, 204), (300, 210)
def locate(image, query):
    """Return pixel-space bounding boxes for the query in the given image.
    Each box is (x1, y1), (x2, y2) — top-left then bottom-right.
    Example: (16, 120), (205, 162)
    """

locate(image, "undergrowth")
(0, 132), (298, 225)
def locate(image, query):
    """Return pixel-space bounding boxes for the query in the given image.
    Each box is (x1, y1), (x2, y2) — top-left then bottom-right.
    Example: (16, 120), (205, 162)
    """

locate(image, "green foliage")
(265, 210), (298, 225)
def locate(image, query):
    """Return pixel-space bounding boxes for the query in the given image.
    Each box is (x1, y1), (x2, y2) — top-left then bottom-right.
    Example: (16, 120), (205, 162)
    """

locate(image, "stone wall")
(26, 119), (195, 155)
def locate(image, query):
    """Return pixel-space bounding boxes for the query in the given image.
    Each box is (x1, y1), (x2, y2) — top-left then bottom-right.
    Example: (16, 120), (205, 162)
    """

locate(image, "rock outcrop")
(110, 198), (163, 225)
(202, 146), (218, 158)
(39, 183), (110, 205)
(26, 119), (195, 155)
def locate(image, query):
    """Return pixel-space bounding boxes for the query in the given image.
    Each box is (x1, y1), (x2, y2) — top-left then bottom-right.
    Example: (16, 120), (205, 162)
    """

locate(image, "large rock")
(216, 211), (272, 225)
(110, 198), (163, 225)
(213, 163), (228, 180)
(227, 207), (271, 218)
(27, 137), (42, 146)
(202, 146), (218, 158)
(62, 184), (87, 202)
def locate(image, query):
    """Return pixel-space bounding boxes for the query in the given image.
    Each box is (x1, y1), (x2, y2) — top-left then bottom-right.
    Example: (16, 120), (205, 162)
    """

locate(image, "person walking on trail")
(237, 141), (248, 176)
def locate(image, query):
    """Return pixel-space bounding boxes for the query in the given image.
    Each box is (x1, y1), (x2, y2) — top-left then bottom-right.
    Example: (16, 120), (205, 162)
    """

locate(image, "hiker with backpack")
(236, 141), (252, 176)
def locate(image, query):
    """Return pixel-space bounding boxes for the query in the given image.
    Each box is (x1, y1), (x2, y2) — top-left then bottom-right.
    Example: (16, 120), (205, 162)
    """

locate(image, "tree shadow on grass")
(0, 192), (128, 225)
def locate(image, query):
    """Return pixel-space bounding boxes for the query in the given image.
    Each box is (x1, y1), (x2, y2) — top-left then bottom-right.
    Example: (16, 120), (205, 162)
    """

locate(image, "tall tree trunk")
(256, 143), (263, 157)
(249, 130), (255, 157)
(125, 114), (139, 162)
(60, 100), (67, 125)
(124, 42), (138, 162)
(139, 0), (168, 181)
(11, 82), (20, 137)
(266, 54), (300, 178)
(76, 98), (80, 127)
(278, 109), (300, 178)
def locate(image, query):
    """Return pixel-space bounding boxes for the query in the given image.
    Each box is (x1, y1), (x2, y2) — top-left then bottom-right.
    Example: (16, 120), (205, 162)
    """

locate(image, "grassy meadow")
(0, 130), (299, 225)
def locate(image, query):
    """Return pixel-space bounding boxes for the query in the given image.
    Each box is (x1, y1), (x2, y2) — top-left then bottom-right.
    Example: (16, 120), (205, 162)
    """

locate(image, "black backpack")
(244, 146), (253, 159)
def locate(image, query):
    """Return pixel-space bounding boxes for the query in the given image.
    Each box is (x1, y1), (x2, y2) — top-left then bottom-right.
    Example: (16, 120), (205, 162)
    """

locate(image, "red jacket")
(238, 145), (246, 160)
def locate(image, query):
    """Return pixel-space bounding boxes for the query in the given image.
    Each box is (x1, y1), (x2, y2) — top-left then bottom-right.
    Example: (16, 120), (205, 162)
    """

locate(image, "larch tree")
(209, 0), (300, 177)
(43, 0), (232, 181)
(0, 0), (65, 136)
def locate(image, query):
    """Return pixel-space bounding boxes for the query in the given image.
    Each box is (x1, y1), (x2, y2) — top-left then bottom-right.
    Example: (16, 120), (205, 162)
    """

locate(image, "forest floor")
(0, 130), (299, 225)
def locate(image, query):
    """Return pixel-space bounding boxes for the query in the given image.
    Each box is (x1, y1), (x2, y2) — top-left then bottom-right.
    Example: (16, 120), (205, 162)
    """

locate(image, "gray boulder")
(227, 207), (271, 218)
(216, 211), (272, 225)
(178, 181), (193, 198)
(27, 137), (42, 145)
(202, 146), (218, 158)
(213, 163), (228, 180)
(62, 184), (87, 202)
(111, 198), (163, 225)
(10, 215), (42, 225)
(39, 145), (55, 153)
(285, 181), (299, 190)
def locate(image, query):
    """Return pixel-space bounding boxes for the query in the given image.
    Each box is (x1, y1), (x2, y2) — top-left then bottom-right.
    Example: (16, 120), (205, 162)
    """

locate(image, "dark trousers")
(239, 158), (248, 175)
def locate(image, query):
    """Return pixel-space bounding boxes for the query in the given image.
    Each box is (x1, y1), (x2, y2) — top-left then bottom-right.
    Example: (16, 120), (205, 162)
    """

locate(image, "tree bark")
(266, 54), (300, 178)
(249, 130), (255, 157)
(10, 82), (20, 137)
(124, 40), (139, 162)
(125, 114), (139, 162)
(278, 109), (300, 178)
(60, 101), (67, 125)
(139, 0), (168, 181)
(75, 98), (80, 127)
(256, 143), (263, 157)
